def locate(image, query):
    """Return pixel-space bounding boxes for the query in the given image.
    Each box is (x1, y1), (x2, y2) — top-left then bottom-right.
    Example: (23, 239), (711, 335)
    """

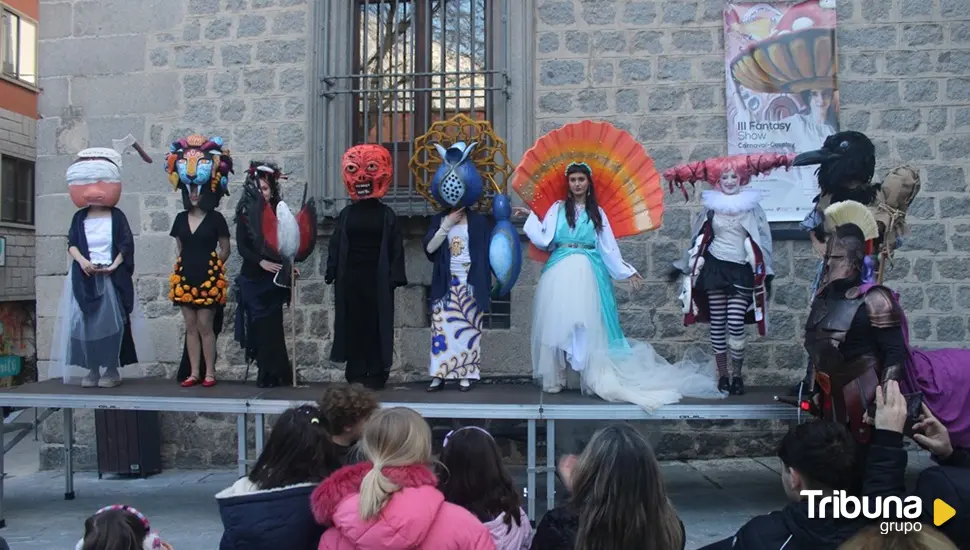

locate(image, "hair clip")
(565, 161), (592, 176)
(443, 425), (493, 447)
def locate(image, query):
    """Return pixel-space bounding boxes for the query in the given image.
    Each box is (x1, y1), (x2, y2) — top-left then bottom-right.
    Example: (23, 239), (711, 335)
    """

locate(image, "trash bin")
(94, 410), (162, 478)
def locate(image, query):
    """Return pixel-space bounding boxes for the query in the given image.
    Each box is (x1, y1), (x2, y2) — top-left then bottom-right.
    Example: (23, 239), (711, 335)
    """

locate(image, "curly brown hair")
(318, 383), (380, 434)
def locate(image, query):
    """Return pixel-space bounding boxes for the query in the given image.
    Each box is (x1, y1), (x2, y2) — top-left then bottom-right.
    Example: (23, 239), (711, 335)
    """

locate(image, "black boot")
(718, 376), (730, 392)
(730, 356), (745, 395)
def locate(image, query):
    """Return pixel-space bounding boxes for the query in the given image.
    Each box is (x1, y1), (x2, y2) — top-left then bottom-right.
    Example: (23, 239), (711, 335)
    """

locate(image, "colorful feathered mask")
(165, 134), (234, 212)
(342, 144), (393, 201)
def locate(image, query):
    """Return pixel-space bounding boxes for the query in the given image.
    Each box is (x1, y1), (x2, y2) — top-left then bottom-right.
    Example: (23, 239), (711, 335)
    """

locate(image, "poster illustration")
(725, 0), (839, 222)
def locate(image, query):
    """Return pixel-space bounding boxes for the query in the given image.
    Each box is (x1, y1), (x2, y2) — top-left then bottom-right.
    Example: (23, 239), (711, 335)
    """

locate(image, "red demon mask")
(342, 144), (393, 201)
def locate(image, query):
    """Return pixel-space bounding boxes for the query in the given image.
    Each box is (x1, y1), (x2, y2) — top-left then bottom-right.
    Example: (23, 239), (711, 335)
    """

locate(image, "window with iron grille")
(1, 6), (37, 87)
(314, 0), (512, 216)
(0, 155), (34, 225)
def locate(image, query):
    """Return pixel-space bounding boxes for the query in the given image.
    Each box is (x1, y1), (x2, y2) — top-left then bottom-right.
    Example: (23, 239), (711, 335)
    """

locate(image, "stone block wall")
(34, 0), (970, 469)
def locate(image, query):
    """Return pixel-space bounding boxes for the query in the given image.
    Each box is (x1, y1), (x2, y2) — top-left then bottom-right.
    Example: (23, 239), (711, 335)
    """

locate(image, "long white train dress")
(525, 201), (724, 410)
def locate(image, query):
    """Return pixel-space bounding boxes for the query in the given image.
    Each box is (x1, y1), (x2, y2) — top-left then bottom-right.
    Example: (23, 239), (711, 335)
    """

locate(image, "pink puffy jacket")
(311, 462), (496, 550)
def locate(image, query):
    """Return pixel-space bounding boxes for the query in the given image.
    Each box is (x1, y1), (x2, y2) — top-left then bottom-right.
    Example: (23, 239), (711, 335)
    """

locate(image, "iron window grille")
(1, 6), (37, 86)
(0, 155), (34, 225)
(314, 0), (511, 217)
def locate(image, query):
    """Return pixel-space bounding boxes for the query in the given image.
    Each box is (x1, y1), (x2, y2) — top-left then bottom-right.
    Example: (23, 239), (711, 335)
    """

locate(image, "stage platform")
(0, 378), (804, 527)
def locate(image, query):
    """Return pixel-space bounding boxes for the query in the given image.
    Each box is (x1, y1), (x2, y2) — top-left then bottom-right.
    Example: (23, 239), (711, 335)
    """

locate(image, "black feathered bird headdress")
(793, 131), (878, 207)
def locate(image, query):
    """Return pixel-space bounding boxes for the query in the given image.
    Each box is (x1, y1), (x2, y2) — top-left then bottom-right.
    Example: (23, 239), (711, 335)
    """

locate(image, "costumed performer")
(790, 131), (921, 393)
(326, 145), (406, 390)
(50, 135), (155, 388)
(422, 142), (492, 393)
(165, 135), (233, 388)
(511, 120), (724, 410)
(234, 161), (317, 388)
(797, 200), (970, 449)
(666, 153), (794, 396)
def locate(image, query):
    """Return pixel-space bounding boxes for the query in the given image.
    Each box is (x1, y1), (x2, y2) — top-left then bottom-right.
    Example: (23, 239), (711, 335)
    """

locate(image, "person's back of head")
(248, 404), (340, 490)
(318, 383), (379, 446)
(79, 505), (169, 550)
(438, 425), (524, 530)
(569, 423), (683, 550)
(838, 524), (957, 549)
(358, 407), (432, 520)
(777, 419), (856, 501)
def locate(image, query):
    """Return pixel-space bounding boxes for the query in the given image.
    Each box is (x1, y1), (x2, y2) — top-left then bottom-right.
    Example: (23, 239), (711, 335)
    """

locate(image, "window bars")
(314, 0), (511, 216)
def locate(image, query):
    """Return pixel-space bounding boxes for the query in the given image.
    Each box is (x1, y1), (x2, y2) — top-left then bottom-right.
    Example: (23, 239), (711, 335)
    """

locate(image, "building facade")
(35, 0), (970, 468)
(0, 0), (38, 385)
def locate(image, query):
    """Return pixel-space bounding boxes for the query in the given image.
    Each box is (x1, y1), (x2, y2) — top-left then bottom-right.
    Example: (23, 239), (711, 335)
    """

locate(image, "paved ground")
(0, 423), (936, 550)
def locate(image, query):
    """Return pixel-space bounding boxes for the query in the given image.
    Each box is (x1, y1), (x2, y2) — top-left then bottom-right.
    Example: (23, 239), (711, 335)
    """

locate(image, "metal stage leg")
(255, 414), (265, 456)
(64, 408), (75, 500)
(236, 414), (247, 478)
(527, 419), (536, 521)
(546, 419), (556, 512)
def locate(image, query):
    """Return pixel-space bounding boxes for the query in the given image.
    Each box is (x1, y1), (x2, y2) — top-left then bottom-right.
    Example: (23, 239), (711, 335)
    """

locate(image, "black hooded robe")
(326, 199), (406, 389)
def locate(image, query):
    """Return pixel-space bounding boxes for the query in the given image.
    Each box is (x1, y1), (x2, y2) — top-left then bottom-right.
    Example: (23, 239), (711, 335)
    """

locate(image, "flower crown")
(565, 161), (592, 176)
(246, 162), (288, 182)
(76, 505), (162, 550)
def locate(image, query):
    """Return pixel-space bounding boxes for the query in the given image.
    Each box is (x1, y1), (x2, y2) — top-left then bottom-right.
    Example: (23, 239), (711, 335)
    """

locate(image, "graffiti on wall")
(0, 303), (34, 357)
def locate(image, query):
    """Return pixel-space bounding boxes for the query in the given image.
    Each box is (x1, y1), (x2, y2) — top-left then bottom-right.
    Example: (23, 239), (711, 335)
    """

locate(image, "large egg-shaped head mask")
(66, 147), (124, 208)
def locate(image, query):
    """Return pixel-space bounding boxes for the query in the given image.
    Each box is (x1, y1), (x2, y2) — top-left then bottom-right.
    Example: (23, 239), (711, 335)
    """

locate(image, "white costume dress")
(525, 201), (723, 410)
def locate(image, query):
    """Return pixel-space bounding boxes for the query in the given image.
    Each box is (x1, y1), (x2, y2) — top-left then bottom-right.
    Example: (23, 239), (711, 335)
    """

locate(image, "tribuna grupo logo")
(802, 490), (923, 535)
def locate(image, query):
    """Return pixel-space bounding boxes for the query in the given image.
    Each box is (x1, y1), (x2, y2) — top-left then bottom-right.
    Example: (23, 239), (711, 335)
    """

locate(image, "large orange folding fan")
(511, 120), (664, 260)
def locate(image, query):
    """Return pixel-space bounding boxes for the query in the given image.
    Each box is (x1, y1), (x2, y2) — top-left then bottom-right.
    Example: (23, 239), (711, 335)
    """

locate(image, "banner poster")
(724, 0), (839, 222)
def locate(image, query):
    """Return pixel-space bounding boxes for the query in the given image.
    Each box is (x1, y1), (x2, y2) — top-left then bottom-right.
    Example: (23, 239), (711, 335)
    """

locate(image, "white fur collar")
(701, 187), (763, 215)
(215, 476), (318, 499)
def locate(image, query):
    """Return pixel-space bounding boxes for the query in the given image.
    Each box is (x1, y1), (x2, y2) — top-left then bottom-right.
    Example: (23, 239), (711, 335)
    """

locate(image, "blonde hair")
(357, 407), (432, 520)
(839, 524), (956, 550)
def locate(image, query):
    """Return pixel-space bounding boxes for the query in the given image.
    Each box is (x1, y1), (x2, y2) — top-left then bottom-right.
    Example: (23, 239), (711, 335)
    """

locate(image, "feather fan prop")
(511, 120), (664, 261)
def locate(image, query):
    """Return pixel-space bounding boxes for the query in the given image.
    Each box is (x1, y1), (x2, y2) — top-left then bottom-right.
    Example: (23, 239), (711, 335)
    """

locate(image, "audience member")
(319, 383), (380, 465)
(867, 380), (969, 548)
(439, 426), (533, 550)
(217, 405), (340, 550)
(77, 505), (174, 550)
(699, 420), (865, 550)
(838, 524), (956, 550)
(531, 423), (685, 550)
(311, 407), (496, 550)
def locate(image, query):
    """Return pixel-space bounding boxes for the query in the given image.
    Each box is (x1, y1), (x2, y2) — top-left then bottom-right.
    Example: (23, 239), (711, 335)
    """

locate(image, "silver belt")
(562, 243), (594, 249)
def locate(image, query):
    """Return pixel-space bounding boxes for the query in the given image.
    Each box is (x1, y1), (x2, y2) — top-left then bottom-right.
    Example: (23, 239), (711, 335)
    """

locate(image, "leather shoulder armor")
(863, 286), (903, 328)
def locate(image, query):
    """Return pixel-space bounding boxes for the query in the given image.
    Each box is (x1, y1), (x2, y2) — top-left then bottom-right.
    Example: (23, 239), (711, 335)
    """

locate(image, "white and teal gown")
(525, 201), (724, 410)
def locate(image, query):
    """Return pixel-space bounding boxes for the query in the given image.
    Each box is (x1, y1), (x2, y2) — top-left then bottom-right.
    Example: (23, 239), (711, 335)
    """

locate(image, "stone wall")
(35, 0), (970, 469)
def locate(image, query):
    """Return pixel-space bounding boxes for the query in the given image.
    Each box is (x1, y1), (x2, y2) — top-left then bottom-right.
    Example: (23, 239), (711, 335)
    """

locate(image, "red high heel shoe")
(180, 376), (200, 388)
(202, 376), (217, 387)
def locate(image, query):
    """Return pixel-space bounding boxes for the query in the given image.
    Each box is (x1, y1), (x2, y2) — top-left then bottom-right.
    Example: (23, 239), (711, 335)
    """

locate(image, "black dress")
(235, 214), (292, 387)
(326, 199), (406, 389)
(169, 211), (231, 308)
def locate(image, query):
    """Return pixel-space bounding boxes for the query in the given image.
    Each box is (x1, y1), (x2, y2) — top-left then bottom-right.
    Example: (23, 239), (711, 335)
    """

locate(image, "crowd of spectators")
(74, 381), (968, 550)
